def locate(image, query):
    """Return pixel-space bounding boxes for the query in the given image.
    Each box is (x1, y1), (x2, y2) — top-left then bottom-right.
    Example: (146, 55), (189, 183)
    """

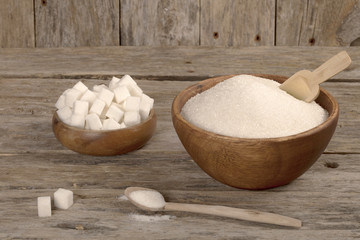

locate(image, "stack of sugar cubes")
(55, 75), (154, 130)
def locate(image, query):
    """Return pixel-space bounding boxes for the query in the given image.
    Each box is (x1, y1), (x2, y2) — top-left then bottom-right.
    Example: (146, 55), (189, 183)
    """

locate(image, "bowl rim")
(53, 108), (156, 133)
(172, 74), (339, 142)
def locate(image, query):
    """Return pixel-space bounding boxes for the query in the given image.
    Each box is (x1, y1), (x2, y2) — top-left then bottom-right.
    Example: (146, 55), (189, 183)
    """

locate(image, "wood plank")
(120, 0), (200, 46)
(0, 0), (34, 48)
(0, 78), (358, 154)
(200, 0), (275, 46)
(0, 46), (359, 80)
(35, 0), (119, 47)
(337, 0), (360, 46)
(276, 0), (358, 46)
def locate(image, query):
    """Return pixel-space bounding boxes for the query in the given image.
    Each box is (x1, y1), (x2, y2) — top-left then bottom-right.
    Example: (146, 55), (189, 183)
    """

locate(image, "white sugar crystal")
(37, 196), (51, 217)
(102, 118), (122, 130)
(114, 85), (131, 103)
(89, 99), (106, 116)
(109, 76), (121, 90)
(181, 75), (328, 138)
(141, 94), (154, 109)
(128, 84), (143, 97)
(85, 113), (103, 130)
(73, 100), (89, 117)
(69, 114), (85, 128)
(55, 94), (66, 110)
(124, 111), (141, 127)
(93, 84), (108, 92)
(54, 188), (73, 210)
(129, 190), (166, 209)
(65, 88), (82, 108)
(118, 74), (137, 87)
(56, 106), (72, 123)
(80, 89), (97, 104)
(105, 104), (124, 122)
(73, 81), (88, 93)
(124, 96), (141, 112)
(98, 88), (114, 107)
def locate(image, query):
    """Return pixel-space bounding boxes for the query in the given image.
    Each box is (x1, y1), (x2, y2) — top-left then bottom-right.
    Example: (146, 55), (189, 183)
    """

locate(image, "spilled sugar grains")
(181, 75), (328, 138)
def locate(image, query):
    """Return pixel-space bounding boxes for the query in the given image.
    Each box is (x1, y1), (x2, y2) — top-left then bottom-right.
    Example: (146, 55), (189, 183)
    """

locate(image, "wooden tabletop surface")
(0, 46), (359, 239)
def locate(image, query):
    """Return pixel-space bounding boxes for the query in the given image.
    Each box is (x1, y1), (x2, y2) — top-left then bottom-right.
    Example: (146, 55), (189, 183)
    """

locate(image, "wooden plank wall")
(0, 0), (359, 48)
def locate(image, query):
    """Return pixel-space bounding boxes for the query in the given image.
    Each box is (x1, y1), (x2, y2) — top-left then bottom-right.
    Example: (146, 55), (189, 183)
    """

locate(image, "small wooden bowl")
(52, 109), (157, 156)
(172, 75), (339, 190)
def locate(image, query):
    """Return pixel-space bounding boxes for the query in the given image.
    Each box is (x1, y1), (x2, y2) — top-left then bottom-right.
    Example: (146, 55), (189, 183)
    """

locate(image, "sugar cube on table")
(102, 118), (122, 130)
(85, 113), (103, 130)
(124, 96), (141, 112)
(105, 104), (124, 122)
(65, 88), (82, 108)
(73, 100), (89, 117)
(69, 114), (85, 128)
(124, 111), (141, 127)
(54, 188), (73, 210)
(109, 76), (121, 90)
(56, 106), (72, 123)
(89, 99), (106, 116)
(118, 74), (137, 87)
(98, 88), (115, 107)
(80, 89), (97, 104)
(37, 196), (51, 217)
(73, 81), (88, 94)
(114, 85), (130, 103)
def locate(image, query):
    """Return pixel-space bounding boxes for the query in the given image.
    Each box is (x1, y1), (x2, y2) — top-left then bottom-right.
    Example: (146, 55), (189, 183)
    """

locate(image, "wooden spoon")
(280, 51), (351, 102)
(125, 187), (302, 228)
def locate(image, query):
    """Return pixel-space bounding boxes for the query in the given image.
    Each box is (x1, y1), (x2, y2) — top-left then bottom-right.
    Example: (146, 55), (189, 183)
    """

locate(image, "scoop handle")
(164, 202), (301, 228)
(312, 51), (352, 84)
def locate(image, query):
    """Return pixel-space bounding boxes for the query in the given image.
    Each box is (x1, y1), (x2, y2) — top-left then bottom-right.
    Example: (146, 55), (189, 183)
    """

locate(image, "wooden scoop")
(125, 187), (302, 228)
(280, 51), (351, 102)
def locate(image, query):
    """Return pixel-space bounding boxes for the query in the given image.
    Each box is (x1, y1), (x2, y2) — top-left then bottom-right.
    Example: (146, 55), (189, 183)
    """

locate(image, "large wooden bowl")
(53, 109), (156, 156)
(172, 75), (339, 190)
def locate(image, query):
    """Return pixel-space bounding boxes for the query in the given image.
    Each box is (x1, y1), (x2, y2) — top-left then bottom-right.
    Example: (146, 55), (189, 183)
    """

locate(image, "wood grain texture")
(276, 0), (358, 46)
(35, 0), (119, 47)
(0, 46), (359, 80)
(337, 0), (360, 46)
(0, 0), (34, 48)
(121, 0), (200, 46)
(200, 0), (275, 46)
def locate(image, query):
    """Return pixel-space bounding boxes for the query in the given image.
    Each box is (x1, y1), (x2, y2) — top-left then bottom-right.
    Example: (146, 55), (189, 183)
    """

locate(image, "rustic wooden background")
(1, 0), (360, 48)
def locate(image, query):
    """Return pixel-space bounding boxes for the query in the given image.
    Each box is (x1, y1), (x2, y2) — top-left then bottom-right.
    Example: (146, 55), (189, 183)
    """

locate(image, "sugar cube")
(93, 84), (108, 92)
(80, 89), (97, 104)
(98, 88), (115, 107)
(139, 102), (151, 120)
(118, 74), (137, 87)
(114, 85), (131, 103)
(120, 122), (126, 129)
(141, 94), (154, 109)
(54, 188), (73, 210)
(65, 88), (82, 108)
(89, 99), (106, 116)
(109, 76), (121, 90)
(124, 96), (141, 112)
(102, 118), (122, 130)
(124, 111), (141, 127)
(37, 196), (51, 217)
(73, 100), (89, 117)
(69, 114), (85, 128)
(128, 84), (143, 97)
(55, 94), (66, 110)
(73, 81), (88, 94)
(105, 104), (124, 122)
(85, 113), (103, 130)
(56, 106), (72, 123)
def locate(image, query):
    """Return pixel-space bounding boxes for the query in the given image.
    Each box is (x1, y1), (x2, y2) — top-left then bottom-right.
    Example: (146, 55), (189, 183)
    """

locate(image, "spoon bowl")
(125, 187), (302, 228)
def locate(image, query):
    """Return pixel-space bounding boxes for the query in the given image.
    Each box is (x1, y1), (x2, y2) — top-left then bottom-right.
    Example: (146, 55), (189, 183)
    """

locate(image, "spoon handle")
(312, 51), (351, 84)
(164, 202), (301, 228)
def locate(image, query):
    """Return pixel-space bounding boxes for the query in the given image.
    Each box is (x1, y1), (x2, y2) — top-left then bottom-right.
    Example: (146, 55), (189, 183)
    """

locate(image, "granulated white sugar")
(129, 213), (176, 222)
(129, 190), (166, 209)
(181, 75), (328, 138)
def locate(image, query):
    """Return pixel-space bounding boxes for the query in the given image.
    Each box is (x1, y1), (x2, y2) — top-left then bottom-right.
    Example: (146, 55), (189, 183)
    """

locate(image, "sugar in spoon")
(125, 187), (302, 228)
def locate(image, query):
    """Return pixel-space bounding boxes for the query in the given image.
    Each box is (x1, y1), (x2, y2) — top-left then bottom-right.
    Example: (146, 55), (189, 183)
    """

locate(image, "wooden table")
(1, 46), (359, 239)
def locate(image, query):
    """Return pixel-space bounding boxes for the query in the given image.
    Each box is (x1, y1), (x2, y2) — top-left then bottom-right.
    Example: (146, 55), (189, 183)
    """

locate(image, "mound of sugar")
(129, 190), (166, 209)
(181, 75), (328, 138)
